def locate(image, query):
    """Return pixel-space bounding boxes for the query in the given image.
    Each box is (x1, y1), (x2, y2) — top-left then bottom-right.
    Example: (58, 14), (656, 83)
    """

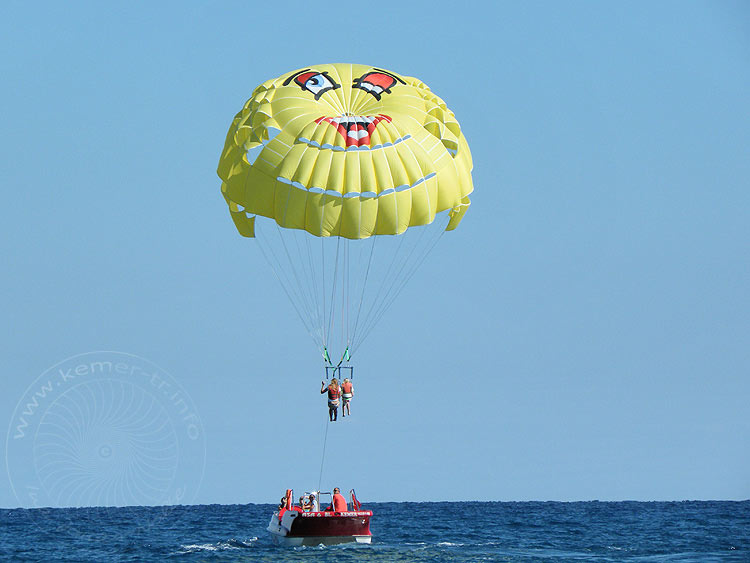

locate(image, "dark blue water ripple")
(1, 501), (747, 562)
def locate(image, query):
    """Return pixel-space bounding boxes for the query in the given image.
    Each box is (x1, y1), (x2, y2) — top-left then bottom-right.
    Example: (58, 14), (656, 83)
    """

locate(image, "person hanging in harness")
(321, 378), (340, 422)
(341, 378), (354, 418)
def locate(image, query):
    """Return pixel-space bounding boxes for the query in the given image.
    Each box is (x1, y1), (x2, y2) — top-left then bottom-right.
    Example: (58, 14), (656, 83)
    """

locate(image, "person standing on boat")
(321, 379), (340, 422)
(341, 378), (354, 417)
(332, 487), (348, 512)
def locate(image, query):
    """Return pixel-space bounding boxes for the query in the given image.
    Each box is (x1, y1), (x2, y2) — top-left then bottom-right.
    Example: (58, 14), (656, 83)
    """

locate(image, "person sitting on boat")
(277, 492), (291, 522)
(308, 493), (318, 512)
(332, 487), (348, 512)
(341, 378), (354, 417)
(321, 378), (341, 422)
(301, 495), (313, 512)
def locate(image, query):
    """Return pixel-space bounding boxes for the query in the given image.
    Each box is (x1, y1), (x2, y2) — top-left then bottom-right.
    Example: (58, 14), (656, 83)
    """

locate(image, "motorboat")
(267, 488), (372, 546)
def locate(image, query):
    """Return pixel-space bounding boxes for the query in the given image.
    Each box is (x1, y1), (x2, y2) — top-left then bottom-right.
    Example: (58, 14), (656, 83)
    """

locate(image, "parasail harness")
(318, 347), (353, 491)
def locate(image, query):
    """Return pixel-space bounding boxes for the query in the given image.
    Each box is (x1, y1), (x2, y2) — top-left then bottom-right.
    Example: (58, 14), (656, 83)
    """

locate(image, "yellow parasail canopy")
(218, 63), (473, 240)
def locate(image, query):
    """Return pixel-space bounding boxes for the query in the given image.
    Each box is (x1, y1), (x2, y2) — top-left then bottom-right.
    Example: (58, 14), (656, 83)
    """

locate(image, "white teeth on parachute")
(330, 116), (375, 126)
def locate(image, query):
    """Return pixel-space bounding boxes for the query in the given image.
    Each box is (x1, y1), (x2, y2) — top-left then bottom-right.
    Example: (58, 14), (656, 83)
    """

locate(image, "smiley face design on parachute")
(351, 69), (404, 100)
(285, 68), (406, 148)
(218, 63), (473, 239)
(283, 69), (340, 100)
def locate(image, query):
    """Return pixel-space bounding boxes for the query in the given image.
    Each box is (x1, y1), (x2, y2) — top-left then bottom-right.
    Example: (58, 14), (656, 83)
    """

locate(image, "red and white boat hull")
(267, 509), (372, 546)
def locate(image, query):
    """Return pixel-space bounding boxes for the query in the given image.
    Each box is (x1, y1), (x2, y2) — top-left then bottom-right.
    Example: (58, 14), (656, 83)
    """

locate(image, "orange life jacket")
(341, 381), (353, 394)
(328, 386), (340, 400)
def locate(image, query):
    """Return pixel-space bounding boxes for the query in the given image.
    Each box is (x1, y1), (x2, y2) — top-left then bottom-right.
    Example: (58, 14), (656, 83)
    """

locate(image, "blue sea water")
(1, 501), (748, 561)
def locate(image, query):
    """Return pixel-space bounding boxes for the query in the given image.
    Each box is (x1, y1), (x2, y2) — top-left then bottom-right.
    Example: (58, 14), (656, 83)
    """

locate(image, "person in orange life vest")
(332, 487), (348, 512)
(341, 378), (354, 417)
(320, 378), (340, 421)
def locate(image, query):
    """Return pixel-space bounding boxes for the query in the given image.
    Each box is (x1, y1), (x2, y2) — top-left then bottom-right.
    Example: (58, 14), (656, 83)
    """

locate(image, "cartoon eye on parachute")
(217, 63), (473, 372)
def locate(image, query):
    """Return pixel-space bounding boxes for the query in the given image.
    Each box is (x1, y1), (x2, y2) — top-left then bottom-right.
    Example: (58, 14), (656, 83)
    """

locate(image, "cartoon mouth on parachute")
(297, 114), (411, 150)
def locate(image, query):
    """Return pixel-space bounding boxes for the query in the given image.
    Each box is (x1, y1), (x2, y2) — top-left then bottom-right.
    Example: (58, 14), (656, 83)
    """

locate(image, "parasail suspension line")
(317, 417), (330, 492)
(349, 234), (378, 356)
(321, 235), (327, 351)
(352, 230), (408, 350)
(360, 220), (448, 346)
(255, 234), (320, 348)
(325, 227), (343, 346)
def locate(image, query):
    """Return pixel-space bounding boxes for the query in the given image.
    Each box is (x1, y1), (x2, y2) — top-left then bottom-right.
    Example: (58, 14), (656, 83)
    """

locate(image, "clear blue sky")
(1, 1), (748, 507)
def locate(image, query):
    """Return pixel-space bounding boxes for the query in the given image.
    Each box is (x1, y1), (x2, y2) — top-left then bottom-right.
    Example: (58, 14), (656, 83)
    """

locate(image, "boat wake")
(176, 537), (258, 553)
